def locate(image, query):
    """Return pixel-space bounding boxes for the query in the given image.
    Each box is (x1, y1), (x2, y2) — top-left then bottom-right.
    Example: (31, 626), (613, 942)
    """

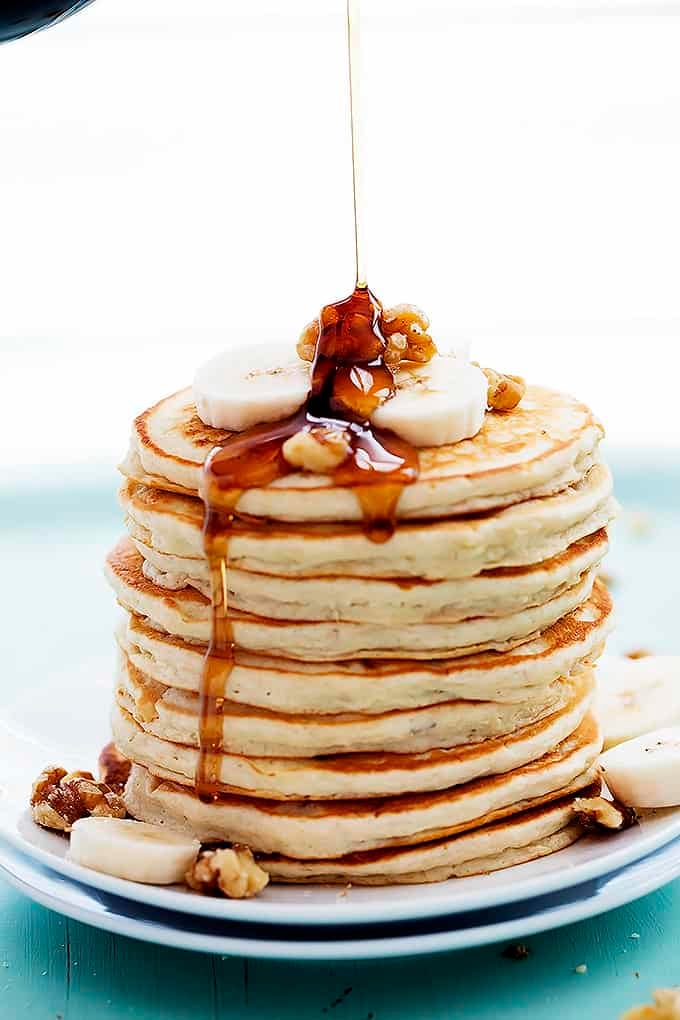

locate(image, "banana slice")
(595, 656), (680, 750)
(194, 343), (311, 432)
(69, 817), (200, 885)
(194, 345), (487, 448)
(599, 727), (680, 808)
(371, 354), (488, 447)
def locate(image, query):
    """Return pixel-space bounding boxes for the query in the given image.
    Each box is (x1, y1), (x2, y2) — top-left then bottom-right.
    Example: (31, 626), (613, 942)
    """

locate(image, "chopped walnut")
(186, 846), (269, 899)
(383, 330), (408, 367)
(483, 367), (526, 411)
(501, 944), (531, 961)
(31, 765), (127, 833)
(381, 304), (437, 364)
(621, 989), (680, 1020)
(296, 318), (319, 362)
(296, 303), (437, 368)
(98, 742), (132, 794)
(282, 425), (351, 474)
(572, 795), (637, 833)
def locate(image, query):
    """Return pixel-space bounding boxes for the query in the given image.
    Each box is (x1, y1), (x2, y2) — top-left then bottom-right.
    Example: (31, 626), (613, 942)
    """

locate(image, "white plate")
(2, 703), (680, 928)
(2, 833), (680, 961)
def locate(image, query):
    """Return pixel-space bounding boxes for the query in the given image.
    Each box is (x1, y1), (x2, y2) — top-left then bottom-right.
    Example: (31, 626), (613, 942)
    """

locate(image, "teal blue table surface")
(1, 448), (679, 1020)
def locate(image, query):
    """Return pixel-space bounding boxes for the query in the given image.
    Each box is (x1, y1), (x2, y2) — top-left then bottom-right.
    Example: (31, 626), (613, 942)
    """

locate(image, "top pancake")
(121, 384), (603, 523)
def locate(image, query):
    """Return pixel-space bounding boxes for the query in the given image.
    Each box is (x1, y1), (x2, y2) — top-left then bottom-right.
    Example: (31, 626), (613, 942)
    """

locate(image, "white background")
(1, 0), (679, 480)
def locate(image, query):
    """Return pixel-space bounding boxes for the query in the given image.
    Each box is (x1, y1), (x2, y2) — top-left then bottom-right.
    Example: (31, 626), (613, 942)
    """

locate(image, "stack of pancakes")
(105, 384), (617, 884)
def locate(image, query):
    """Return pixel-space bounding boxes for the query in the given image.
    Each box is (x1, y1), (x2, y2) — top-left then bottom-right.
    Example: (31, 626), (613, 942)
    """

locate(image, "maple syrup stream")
(196, 3), (420, 801)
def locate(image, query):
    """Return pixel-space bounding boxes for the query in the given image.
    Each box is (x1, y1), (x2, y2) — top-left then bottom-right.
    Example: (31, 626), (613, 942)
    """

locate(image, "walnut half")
(282, 425), (351, 474)
(295, 304), (437, 368)
(31, 765), (127, 833)
(482, 367), (526, 412)
(185, 846), (269, 899)
(572, 795), (638, 833)
(381, 304), (437, 365)
(296, 319), (319, 362)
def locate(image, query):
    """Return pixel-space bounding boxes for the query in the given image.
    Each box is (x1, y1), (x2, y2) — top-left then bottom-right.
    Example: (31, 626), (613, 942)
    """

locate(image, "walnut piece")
(621, 989), (680, 1020)
(572, 795), (637, 833)
(31, 765), (127, 833)
(282, 426), (351, 474)
(381, 304), (437, 364)
(296, 304), (436, 368)
(186, 846), (269, 899)
(501, 943), (531, 961)
(383, 330), (408, 367)
(98, 742), (132, 794)
(482, 367), (526, 411)
(296, 318), (319, 362)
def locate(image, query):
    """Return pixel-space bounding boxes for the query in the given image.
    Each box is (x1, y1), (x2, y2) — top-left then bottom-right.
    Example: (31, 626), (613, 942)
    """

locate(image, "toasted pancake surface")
(109, 379), (614, 882)
(121, 384), (604, 521)
(113, 667), (594, 799)
(120, 460), (615, 579)
(124, 714), (601, 857)
(116, 582), (611, 713)
(261, 787), (600, 884)
(106, 538), (599, 659)
(115, 650), (590, 759)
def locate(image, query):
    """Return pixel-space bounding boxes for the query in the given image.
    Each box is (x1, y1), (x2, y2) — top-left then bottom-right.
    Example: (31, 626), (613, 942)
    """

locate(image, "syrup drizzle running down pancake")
(198, 297), (421, 798)
(197, 1), (420, 801)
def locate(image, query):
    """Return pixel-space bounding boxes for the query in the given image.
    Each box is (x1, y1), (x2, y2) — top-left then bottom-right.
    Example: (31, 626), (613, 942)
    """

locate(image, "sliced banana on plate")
(594, 656), (680, 750)
(599, 727), (680, 809)
(69, 817), (200, 885)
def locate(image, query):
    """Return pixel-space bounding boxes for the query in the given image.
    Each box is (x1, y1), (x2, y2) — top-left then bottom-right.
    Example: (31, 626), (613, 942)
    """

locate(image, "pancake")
(117, 581), (612, 713)
(123, 713), (602, 857)
(105, 538), (597, 660)
(262, 788), (600, 884)
(135, 529), (609, 625)
(120, 460), (615, 581)
(120, 384), (604, 521)
(116, 653), (582, 758)
(112, 667), (594, 799)
(106, 365), (618, 883)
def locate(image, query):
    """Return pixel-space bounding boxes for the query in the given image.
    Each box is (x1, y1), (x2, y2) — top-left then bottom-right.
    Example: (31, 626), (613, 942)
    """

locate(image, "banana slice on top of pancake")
(194, 343), (311, 433)
(193, 344), (488, 448)
(371, 354), (487, 447)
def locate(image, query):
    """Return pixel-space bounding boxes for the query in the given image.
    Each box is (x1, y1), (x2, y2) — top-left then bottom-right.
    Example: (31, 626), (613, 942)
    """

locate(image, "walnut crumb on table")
(501, 944), (531, 961)
(621, 988), (680, 1019)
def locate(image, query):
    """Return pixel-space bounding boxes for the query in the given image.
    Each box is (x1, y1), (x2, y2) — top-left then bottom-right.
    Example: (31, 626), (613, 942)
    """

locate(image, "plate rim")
(2, 796), (680, 928)
(1, 834), (680, 961)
